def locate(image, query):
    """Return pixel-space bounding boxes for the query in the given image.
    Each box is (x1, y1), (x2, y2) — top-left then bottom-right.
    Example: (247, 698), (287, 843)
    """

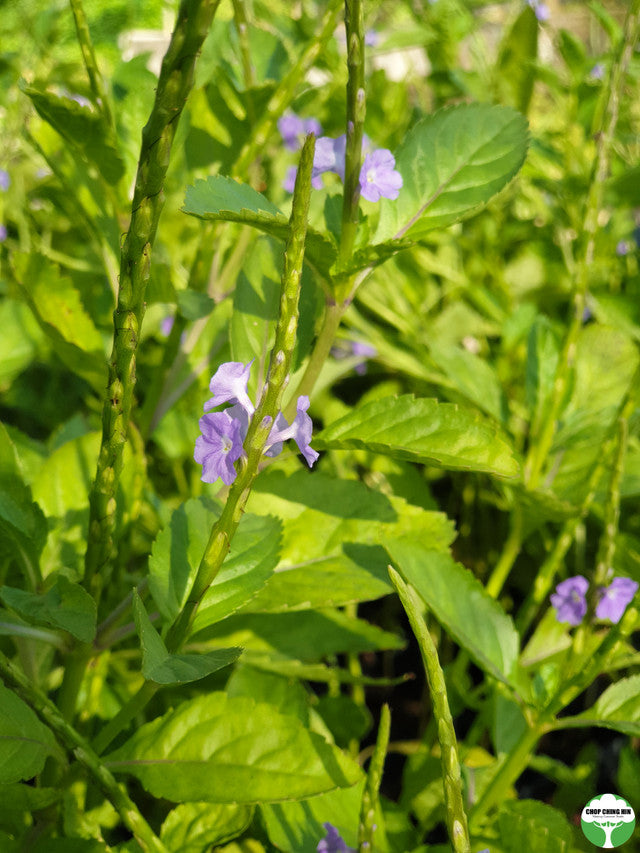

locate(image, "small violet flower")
(278, 112), (323, 152)
(194, 411), (245, 485)
(364, 29), (380, 47)
(526, 0), (549, 21)
(359, 149), (403, 202)
(596, 577), (638, 623)
(0, 170), (9, 192)
(0, 225), (7, 243)
(283, 165), (324, 194)
(590, 62), (605, 80)
(332, 339), (377, 375)
(550, 575), (589, 626)
(316, 823), (355, 853)
(194, 361), (318, 485)
(160, 316), (175, 337)
(616, 240), (629, 257)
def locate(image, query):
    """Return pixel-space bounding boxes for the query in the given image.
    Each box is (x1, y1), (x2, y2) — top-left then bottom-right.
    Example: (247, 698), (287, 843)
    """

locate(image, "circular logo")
(581, 794), (635, 848)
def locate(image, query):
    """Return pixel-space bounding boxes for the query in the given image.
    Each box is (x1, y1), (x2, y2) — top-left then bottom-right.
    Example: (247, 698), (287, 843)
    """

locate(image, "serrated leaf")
(314, 395), (519, 478)
(568, 675), (640, 737)
(23, 86), (125, 184)
(375, 104), (529, 242)
(498, 800), (572, 853)
(132, 590), (241, 685)
(387, 540), (522, 689)
(0, 683), (60, 783)
(161, 802), (253, 853)
(12, 254), (106, 390)
(105, 693), (361, 803)
(0, 422), (47, 578)
(0, 574), (96, 643)
(149, 497), (280, 628)
(183, 176), (338, 277)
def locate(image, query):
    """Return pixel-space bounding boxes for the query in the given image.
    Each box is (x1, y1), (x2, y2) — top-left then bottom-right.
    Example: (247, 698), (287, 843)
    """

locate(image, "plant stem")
(0, 650), (168, 853)
(337, 0), (365, 270)
(68, 0), (114, 129)
(93, 680), (160, 756)
(523, 0), (640, 490)
(358, 703), (390, 853)
(389, 567), (471, 853)
(485, 504), (523, 599)
(594, 412), (628, 586)
(84, 0), (221, 602)
(166, 135), (315, 651)
(232, 0), (342, 178)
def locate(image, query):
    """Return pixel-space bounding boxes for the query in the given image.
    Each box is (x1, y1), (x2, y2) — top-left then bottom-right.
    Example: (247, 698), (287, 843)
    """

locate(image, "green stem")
(232, 0), (342, 178)
(337, 0), (366, 270)
(93, 680), (160, 756)
(485, 504), (523, 599)
(523, 0), (640, 490)
(389, 567), (470, 853)
(469, 723), (546, 831)
(68, 0), (114, 129)
(358, 703), (390, 853)
(0, 651), (168, 853)
(166, 135), (315, 651)
(594, 412), (628, 586)
(84, 0), (221, 602)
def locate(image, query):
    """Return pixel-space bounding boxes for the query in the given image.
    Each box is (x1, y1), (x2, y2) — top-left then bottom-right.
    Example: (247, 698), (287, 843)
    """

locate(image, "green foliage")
(160, 802), (254, 853)
(498, 800), (574, 853)
(105, 692), (361, 803)
(0, 574), (96, 643)
(315, 395), (519, 478)
(375, 104), (529, 241)
(0, 683), (60, 784)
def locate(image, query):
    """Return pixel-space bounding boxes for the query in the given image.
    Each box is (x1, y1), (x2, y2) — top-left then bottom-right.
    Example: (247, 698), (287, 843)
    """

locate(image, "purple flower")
(313, 135), (348, 182)
(160, 316), (175, 337)
(616, 240), (629, 256)
(0, 224), (7, 243)
(70, 94), (92, 108)
(283, 165), (324, 193)
(317, 823), (355, 853)
(551, 575), (589, 626)
(527, 0), (549, 21)
(278, 113), (322, 151)
(364, 29), (379, 47)
(265, 396), (319, 467)
(194, 411), (245, 485)
(204, 361), (255, 416)
(359, 149), (403, 202)
(596, 577), (638, 623)
(590, 63), (605, 80)
(0, 170), (9, 192)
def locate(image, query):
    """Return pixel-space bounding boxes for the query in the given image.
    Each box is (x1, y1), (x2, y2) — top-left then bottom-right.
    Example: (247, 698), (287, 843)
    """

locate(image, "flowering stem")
(594, 411), (628, 587)
(68, 0), (114, 129)
(0, 650), (168, 853)
(337, 0), (365, 270)
(166, 136), (314, 650)
(389, 567), (471, 853)
(523, 0), (640, 490)
(232, 0), (342, 178)
(358, 703), (390, 852)
(84, 0), (221, 603)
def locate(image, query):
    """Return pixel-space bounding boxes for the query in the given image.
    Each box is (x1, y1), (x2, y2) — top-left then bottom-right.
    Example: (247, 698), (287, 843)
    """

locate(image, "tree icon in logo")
(581, 794), (636, 848)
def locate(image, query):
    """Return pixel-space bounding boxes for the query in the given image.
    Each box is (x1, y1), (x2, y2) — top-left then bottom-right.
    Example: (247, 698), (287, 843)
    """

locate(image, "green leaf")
(192, 609), (404, 661)
(498, 800), (572, 853)
(429, 343), (506, 422)
(261, 782), (364, 853)
(176, 291), (215, 321)
(314, 395), (519, 478)
(0, 300), (42, 388)
(0, 783), (59, 813)
(161, 802), (253, 853)
(0, 574), (96, 643)
(23, 85), (125, 184)
(525, 316), (560, 432)
(387, 540), (522, 688)
(495, 6), (538, 113)
(0, 423), (47, 579)
(375, 104), (529, 242)
(0, 683), (60, 783)
(569, 675), (640, 736)
(149, 497), (280, 629)
(183, 176), (338, 276)
(12, 255), (106, 391)
(132, 590), (241, 685)
(105, 693), (361, 803)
